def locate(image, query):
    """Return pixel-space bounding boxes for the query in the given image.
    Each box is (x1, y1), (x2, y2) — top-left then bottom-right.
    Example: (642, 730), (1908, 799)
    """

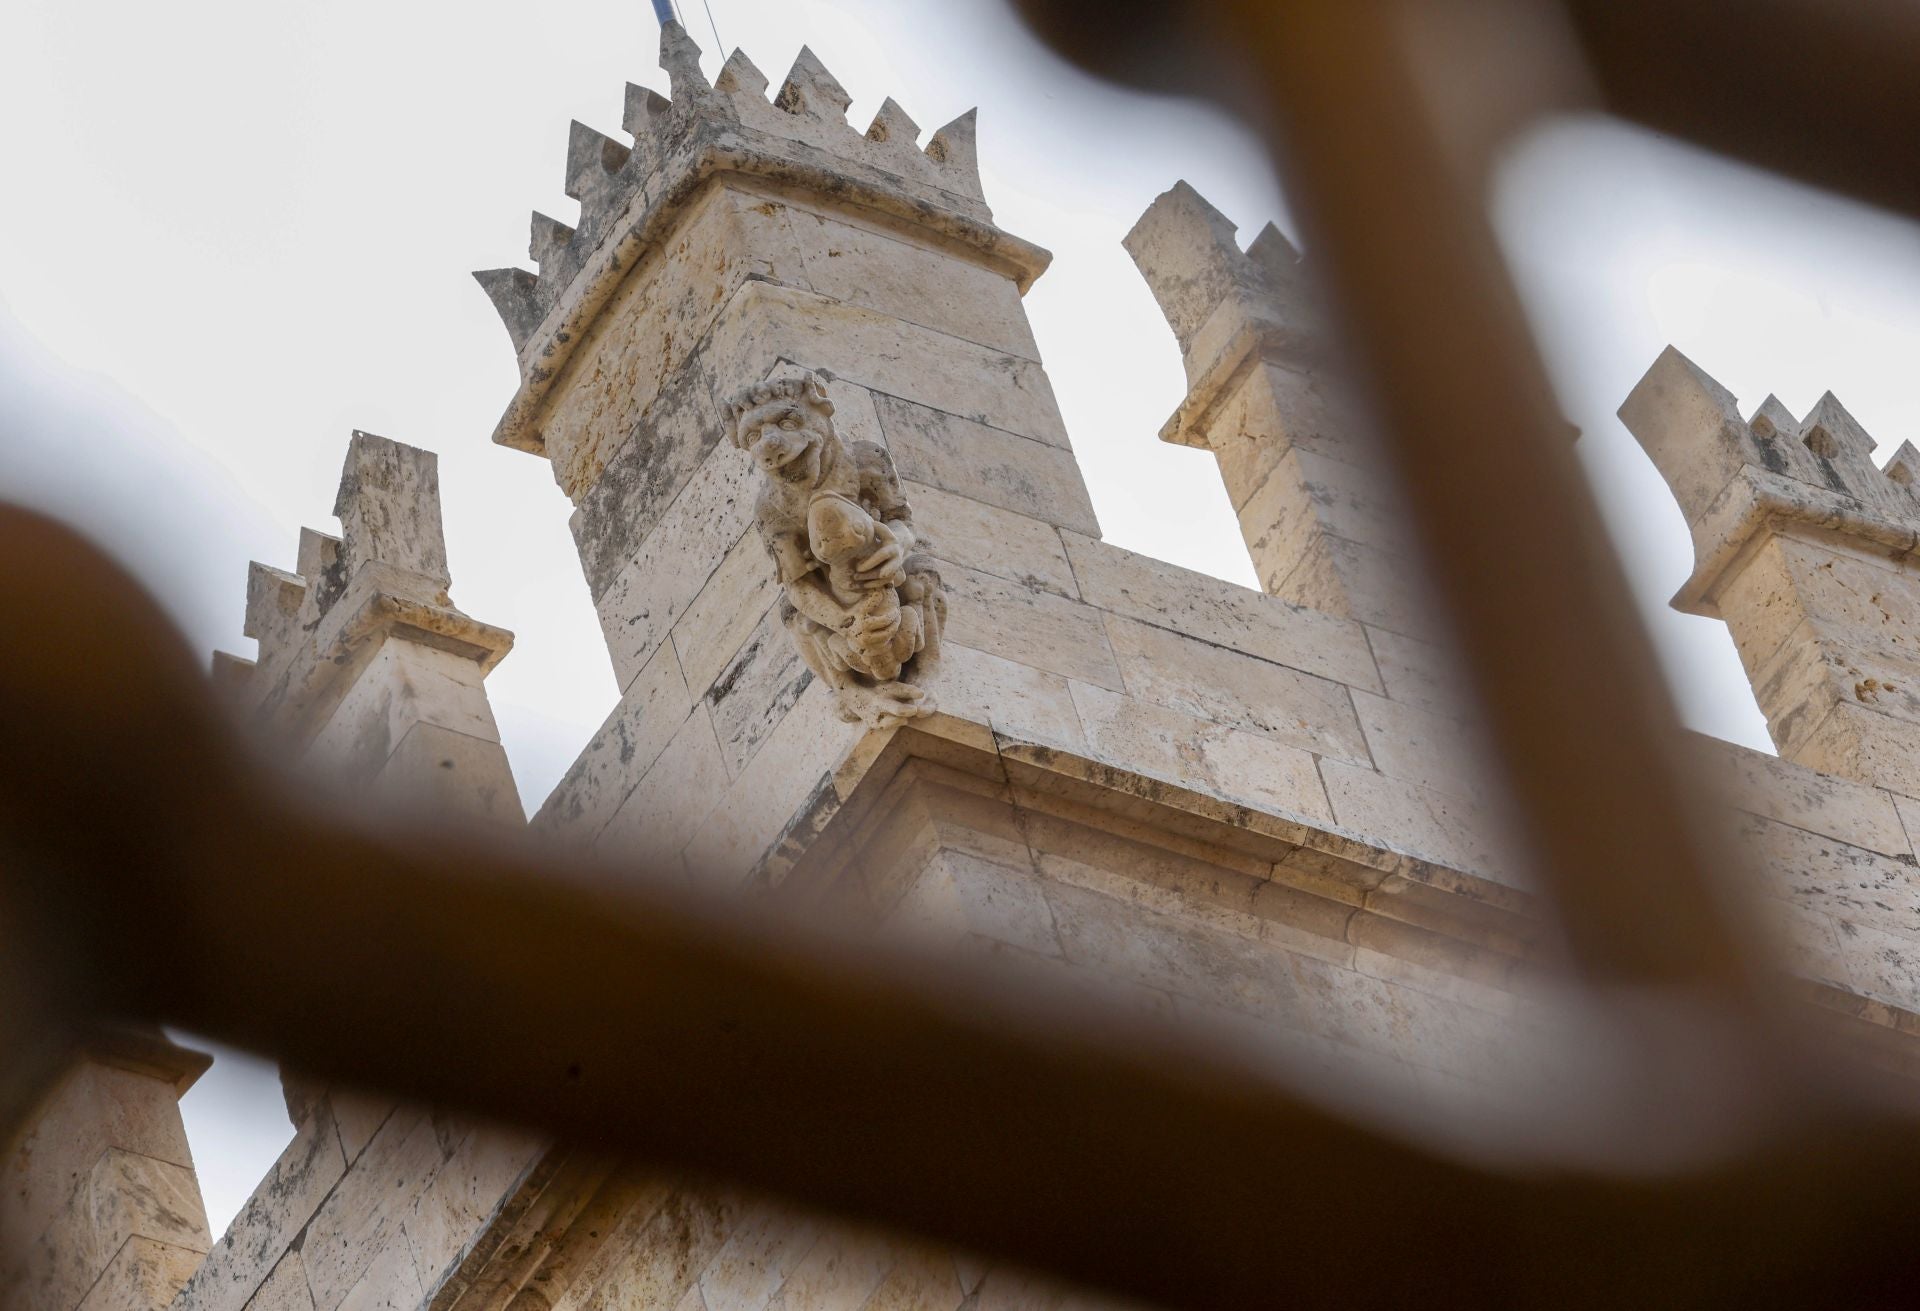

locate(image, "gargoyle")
(727, 372), (945, 730)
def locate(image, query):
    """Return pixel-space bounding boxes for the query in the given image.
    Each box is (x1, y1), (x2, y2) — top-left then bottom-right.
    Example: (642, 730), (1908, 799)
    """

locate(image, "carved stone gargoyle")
(726, 372), (945, 730)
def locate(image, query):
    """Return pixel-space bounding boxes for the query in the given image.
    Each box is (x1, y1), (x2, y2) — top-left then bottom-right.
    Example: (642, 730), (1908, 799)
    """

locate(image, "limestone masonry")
(12, 20), (1920, 1311)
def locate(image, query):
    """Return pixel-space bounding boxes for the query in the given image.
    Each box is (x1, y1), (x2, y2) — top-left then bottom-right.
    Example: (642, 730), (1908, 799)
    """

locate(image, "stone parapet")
(1124, 182), (1435, 644)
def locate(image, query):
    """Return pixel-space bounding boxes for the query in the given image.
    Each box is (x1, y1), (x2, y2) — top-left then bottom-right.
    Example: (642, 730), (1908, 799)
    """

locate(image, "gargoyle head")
(728, 373), (842, 488)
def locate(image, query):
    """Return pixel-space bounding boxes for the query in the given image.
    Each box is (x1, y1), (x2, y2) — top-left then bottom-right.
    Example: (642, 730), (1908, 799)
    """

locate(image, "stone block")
(401, 1127), (540, 1292)
(694, 1202), (819, 1310)
(784, 201), (1040, 361)
(671, 529), (785, 697)
(885, 851), (1061, 958)
(306, 640), (503, 780)
(300, 1107), (448, 1311)
(701, 282), (1071, 449)
(595, 705), (730, 871)
(534, 643), (693, 844)
(21, 1149), (210, 1311)
(245, 1253), (315, 1311)
(762, 1225), (894, 1311)
(372, 724), (524, 824)
(1738, 812), (1920, 943)
(1040, 878), (1305, 1027)
(855, 1242), (964, 1311)
(581, 1191), (734, 1311)
(929, 644), (1087, 755)
(681, 676), (865, 884)
(1794, 699), (1920, 798)
(1352, 689), (1494, 805)
(570, 334), (730, 600)
(332, 434), (450, 590)
(1272, 533), (1434, 639)
(326, 1093), (394, 1168)
(173, 1114), (345, 1311)
(1320, 759), (1529, 889)
(333, 1238), (423, 1311)
(939, 562), (1122, 691)
(596, 441), (759, 690)
(874, 395), (1096, 534)
(1100, 615), (1368, 764)
(1066, 680), (1333, 825)
(703, 604), (816, 779)
(76, 1236), (204, 1311)
(1062, 532), (1380, 691)
(1824, 917), (1920, 1014)
(901, 481), (1077, 599)
(1364, 626), (1464, 719)
(1692, 734), (1909, 857)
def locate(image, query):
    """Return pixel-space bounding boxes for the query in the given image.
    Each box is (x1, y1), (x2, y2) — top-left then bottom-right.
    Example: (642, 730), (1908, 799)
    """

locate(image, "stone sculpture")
(727, 372), (945, 729)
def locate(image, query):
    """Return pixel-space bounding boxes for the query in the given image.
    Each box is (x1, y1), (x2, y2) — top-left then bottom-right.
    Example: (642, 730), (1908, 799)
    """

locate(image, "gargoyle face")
(737, 400), (830, 486)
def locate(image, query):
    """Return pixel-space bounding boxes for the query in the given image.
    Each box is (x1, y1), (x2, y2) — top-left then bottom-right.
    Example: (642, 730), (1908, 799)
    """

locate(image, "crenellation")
(1623, 346), (1920, 795)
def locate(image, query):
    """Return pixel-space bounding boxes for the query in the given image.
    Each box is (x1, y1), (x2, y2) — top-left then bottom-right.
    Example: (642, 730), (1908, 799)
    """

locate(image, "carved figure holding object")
(727, 371), (945, 729)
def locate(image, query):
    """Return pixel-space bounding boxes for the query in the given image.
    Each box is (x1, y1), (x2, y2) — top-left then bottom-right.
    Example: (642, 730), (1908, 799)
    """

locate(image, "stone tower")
(15, 19), (1920, 1311)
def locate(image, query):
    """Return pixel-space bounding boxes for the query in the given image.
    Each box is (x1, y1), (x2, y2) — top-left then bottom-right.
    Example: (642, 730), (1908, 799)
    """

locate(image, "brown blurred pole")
(1565, 0), (1920, 220)
(1185, 0), (1760, 1005)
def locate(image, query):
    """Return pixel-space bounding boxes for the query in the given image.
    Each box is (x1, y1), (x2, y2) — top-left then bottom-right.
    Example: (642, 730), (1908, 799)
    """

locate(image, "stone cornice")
(1675, 466), (1920, 616)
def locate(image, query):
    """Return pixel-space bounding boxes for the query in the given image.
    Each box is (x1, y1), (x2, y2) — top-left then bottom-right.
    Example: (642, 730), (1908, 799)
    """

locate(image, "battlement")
(475, 22), (1048, 456)
(1124, 181), (1323, 448)
(1619, 347), (1920, 614)
(214, 432), (511, 741)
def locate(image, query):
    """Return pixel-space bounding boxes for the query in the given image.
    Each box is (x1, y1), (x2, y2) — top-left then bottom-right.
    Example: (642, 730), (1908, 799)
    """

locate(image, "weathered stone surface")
(596, 705), (730, 871)
(172, 1112), (345, 1311)
(1694, 734), (1909, 858)
(681, 676), (865, 883)
(875, 395), (1096, 533)
(1101, 615), (1369, 765)
(1062, 532), (1380, 691)
(536, 642), (694, 844)
(1320, 759), (1528, 889)
(694, 1202), (818, 1310)
(539, 185), (811, 502)
(929, 644), (1086, 754)
(299, 1108), (448, 1311)
(940, 562), (1121, 691)
(1352, 689), (1495, 805)
(903, 481), (1078, 599)
(670, 529), (785, 698)
(705, 605), (815, 778)
(76, 1237), (205, 1311)
(332, 433), (451, 591)
(784, 201), (1040, 362)
(702, 284), (1071, 449)
(885, 851), (1062, 958)
(399, 1127), (539, 1294)
(1067, 680), (1333, 825)
(306, 641), (504, 781)
(241, 1253), (313, 1311)
(596, 439), (758, 691)
(761, 1226), (894, 1311)
(374, 724), (524, 824)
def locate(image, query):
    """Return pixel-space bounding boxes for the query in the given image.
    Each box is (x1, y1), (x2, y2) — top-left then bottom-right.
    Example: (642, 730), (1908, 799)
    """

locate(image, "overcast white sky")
(8, 0), (1920, 1238)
